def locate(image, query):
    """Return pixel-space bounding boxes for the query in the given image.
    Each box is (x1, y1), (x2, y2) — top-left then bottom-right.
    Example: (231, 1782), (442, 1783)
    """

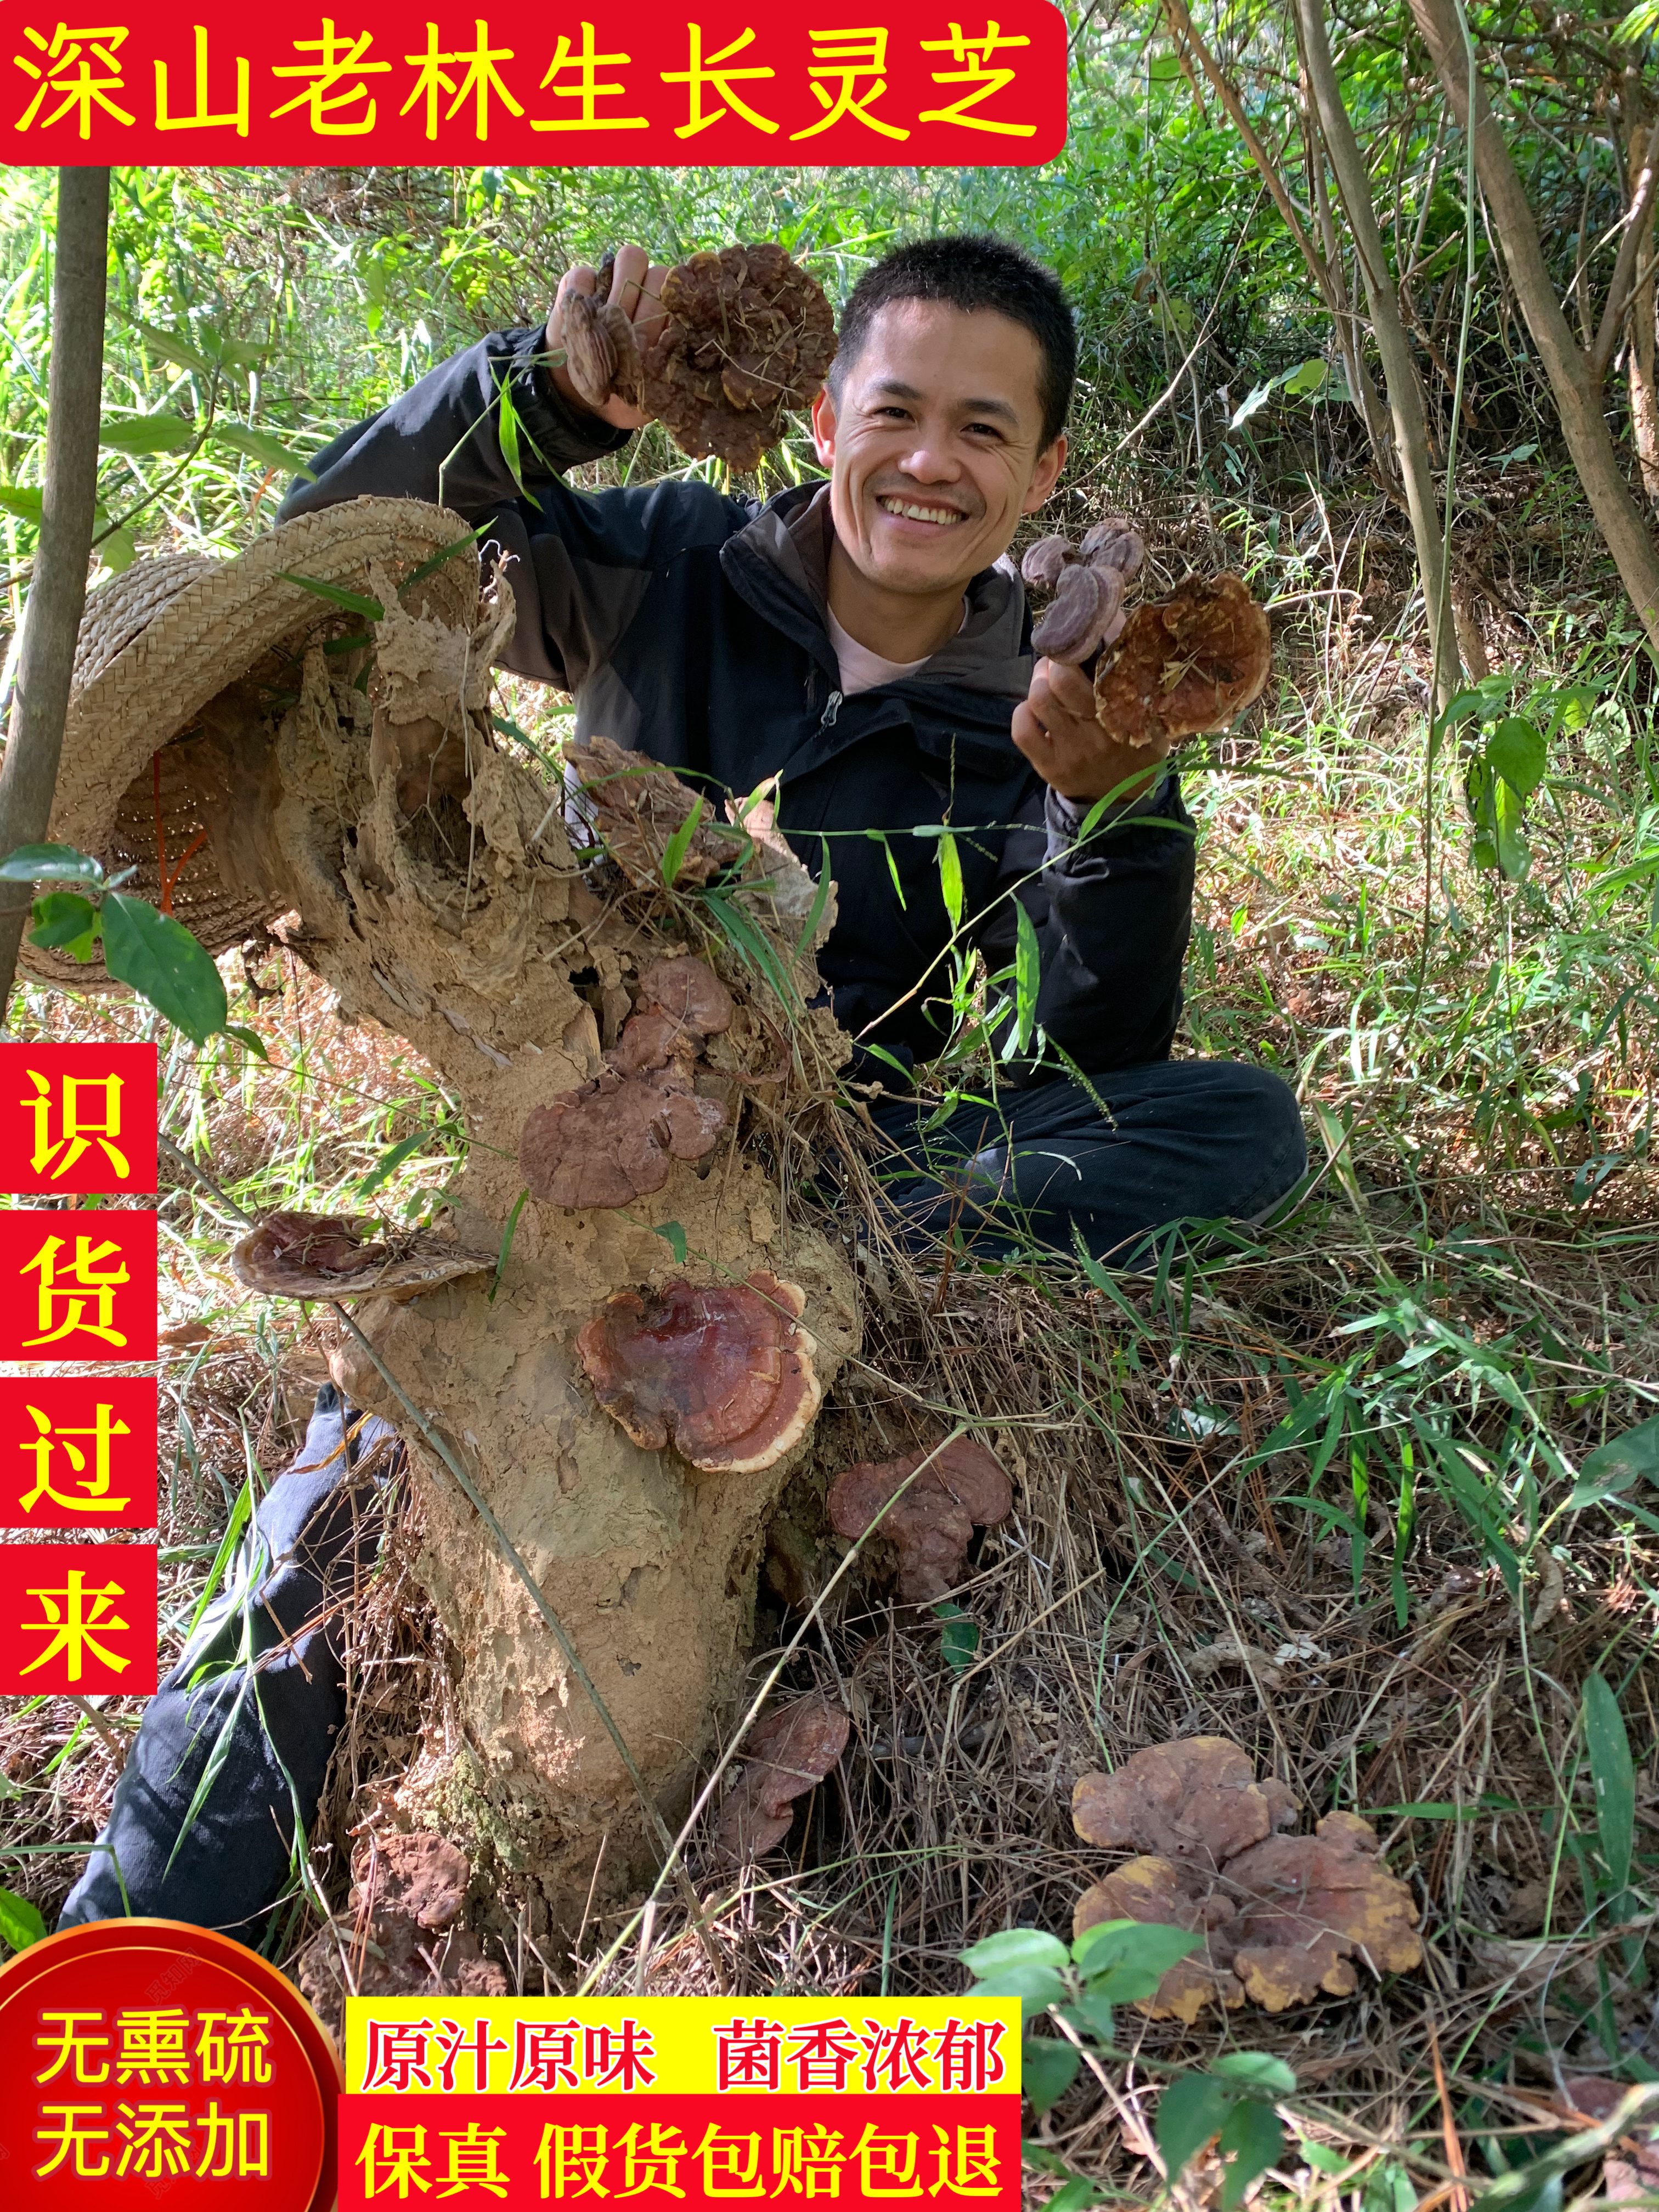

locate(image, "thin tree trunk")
(1163, 0), (1397, 484)
(0, 167), (110, 1021)
(1622, 89), (1659, 504)
(1407, 0), (1659, 654)
(1297, 0), (1462, 708)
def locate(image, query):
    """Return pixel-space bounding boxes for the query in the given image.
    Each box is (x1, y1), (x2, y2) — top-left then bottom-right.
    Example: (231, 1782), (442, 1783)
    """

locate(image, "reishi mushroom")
(1093, 572), (1272, 747)
(230, 1211), (495, 1302)
(577, 1271), (821, 1473)
(1070, 1737), (1422, 2020)
(520, 954), (735, 1210)
(826, 1436), (1013, 1602)
(1021, 514), (1145, 661)
(715, 1693), (850, 1860)
(639, 244), (838, 473)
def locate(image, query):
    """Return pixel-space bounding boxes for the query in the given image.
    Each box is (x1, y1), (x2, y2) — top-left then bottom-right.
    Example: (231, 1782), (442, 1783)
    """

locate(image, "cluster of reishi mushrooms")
(563, 244), (838, 473)
(1071, 1737), (1422, 2018)
(1023, 520), (1273, 749)
(519, 954), (734, 1210)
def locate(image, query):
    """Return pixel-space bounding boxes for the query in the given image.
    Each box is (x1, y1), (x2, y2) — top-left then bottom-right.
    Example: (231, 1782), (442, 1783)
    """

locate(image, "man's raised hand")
(1012, 654), (1175, 808)
(544, 244), (670, 431)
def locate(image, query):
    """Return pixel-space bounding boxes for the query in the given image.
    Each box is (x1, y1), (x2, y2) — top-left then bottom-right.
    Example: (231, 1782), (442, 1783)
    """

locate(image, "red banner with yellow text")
(1, 4), (1068, 166)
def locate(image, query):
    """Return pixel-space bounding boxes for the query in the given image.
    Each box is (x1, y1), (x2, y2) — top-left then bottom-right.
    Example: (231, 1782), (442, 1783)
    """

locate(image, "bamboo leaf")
(660, 795), (706, 889)
(210, 424), (317, 480)
(937, 828), (964, 932)
(276, 571), (384, 619)
(99, 412), (196, 456)
(1584, 1672), (1635, 1895)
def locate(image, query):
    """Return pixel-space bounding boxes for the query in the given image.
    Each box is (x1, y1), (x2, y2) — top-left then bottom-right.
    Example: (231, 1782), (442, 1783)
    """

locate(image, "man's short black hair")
(830, 234), (1076, 451)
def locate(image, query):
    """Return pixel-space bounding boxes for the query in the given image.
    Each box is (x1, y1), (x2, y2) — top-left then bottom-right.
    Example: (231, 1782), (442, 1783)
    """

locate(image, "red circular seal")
(0, 1917), (341, 2209)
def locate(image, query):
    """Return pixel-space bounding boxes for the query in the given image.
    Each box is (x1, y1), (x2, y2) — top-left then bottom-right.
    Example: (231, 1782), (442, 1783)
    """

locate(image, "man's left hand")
(1012, 654), (1174, 807)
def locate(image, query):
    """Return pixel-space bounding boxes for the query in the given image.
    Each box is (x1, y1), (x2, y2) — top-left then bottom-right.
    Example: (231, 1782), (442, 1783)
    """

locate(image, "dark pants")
(58, 1389), (400, 1941)
(868, 1058), (1306, 1266)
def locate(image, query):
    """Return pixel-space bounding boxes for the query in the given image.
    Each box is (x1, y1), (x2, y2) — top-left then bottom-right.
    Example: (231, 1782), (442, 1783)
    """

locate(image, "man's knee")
(1222, 1062), (1306, 1217)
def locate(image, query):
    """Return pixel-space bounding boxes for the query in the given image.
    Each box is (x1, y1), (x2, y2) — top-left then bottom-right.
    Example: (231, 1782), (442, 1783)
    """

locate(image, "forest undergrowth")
(3, 453), (1658, 2205)
(4, 142), (1659, 2200)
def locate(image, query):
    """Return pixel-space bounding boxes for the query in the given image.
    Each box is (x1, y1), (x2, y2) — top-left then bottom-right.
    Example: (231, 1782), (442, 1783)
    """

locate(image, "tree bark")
(1621, 91), (1659, 505)
(0, 167), (110, 1022)
(1406, 0), (1659, 654)
(1297, 0), (1462, 708)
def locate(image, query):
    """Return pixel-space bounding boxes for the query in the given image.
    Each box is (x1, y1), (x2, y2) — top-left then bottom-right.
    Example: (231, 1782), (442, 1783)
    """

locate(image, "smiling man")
(282, 234), (1305, 1263)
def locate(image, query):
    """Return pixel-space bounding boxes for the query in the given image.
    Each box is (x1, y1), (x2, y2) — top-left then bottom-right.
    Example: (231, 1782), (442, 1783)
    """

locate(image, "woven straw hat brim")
(19, 496), (479, 994)
(53, 496), (477, 854)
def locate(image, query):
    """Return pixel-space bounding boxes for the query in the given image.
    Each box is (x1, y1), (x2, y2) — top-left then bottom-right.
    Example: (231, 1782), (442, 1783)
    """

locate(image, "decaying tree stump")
(38, 499), (860, 1926)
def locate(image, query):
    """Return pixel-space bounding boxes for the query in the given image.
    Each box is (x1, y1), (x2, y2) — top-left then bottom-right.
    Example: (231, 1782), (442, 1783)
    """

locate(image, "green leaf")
(937, 829), (964, 932)
(29, 891), (100, 958)
(1073, 1917), (1200, 1997)
(933, 1598), (979, 1673)
(100, 893), (227, 1043)
(1012, 898), (1041, 1054)
(1485, 715), (1548, 799)
(1584, 1672), (1635, 1895)
(0, 1883), (47, 1953)
(1148, 50), (1183, 78)
(661, 795), (706, 890)
(222, 1024), (268, 1059)
(1020, 2036), (1081, 2119)
(1279, 358), (1329, 397)
(210, 424), (317, 481)
(1217, 2097), (1284, 2211)
(489, 1188), (529, 1304)
(494, 370), (544, 511)
(401, 526), (490, 596)
(653, 1220), (688, 1265)
(1572, 1414), (1659, 1506)
(1211, 2051), (1297, 2096)
(357, 1120), (454, 1196)
(276, 571), (384, 619)
(972, 1963), (1066, 2018)
(0, 483), (43, 522)
(1156, 2073), (1237, 2180)
(96, 524), (136, 574)
(1045, 2178), (1103, 2212)
(126, 314), (218, 377)
(792, 835), (836, 957)
(100, 413), (196, 456)
(0, 842), (105, 884)
(961, 1928), (1070, 1978)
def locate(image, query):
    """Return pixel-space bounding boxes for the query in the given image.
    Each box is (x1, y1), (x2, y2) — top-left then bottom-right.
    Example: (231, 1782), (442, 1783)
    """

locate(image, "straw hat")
(21, 495), (479, 988)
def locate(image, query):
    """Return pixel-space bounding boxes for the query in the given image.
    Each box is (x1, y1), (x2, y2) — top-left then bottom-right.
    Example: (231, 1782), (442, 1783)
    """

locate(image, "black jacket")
(280, 325), (1195, 1079)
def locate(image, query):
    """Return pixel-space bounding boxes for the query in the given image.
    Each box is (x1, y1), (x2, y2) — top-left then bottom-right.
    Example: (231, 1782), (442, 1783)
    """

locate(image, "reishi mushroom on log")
(230, 1210), (496, 1302)
(715, 1693), (850, 1861)
(577, 1271), (821, 1474)
(519, 953), (736, 1209)
(1070, 1737), (1422, 2021)
(827, 1436), (1013, 1602)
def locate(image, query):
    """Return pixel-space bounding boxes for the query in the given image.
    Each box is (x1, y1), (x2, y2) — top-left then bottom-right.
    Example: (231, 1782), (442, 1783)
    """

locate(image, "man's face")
(811, 300), (1066, 600)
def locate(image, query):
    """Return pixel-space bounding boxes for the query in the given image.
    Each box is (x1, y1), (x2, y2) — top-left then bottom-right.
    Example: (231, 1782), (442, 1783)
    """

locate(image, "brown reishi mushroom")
(577, 1271), (821, 1472)
(520, 1069), (726, 1210)
(1222, 1812), (1425, 2010)
(562, 286), (642, 413)
(1079, 516), (1146, 576)
(1071, 1736), (1299, 1871)
(1031, 561), (1126, 662)
(1070, 1739), (1421, 2020)
(827, 1436), (1013, 1602)
(230, 1211), (495, 1302)
(1020, 533), (1078, 591)
(1074, 1854), (1245, 2023)
(521, 951), (737, 1207)
(1093, 572), (1271, 747)
(639, 244), (837, 473)
(715, 1693), (850, 1860)
(296, 1831), (506, 2042)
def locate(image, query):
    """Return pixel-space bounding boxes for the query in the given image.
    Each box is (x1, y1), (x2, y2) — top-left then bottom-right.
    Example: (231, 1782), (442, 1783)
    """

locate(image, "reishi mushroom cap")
(519, 1070), (726, 1210)
(230, 1211), (495, 1302)
(1093, 572), (1271, 747)
(715, 1693), (850, 1860)
(826, 1436), (1012, 1602)
(577, 1271), (821, 1473)
(1071, 1736), (1299, 1871)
